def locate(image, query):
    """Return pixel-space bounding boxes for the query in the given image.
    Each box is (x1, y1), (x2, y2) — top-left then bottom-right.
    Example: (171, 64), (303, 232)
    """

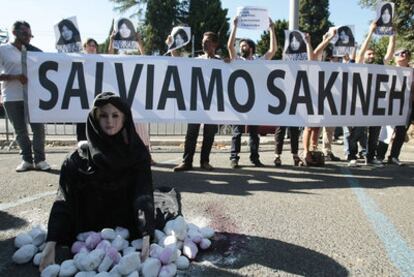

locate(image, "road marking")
(0, 191), (56, 211)
(342, 167), (414, 277)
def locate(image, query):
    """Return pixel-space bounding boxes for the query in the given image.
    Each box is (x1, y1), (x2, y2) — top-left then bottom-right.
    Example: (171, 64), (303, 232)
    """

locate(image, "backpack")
(153, 186), (182, 230)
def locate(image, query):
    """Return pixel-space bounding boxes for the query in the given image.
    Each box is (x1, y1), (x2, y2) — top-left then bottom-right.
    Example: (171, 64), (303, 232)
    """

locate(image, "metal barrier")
(0, 116), (231, 146)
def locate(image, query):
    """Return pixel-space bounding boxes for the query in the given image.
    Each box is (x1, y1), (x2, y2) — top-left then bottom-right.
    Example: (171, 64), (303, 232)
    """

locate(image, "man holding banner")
(173, 31), (222, 172)
(227, 15), (277, 168)
(355, 21), (395, 167)
(0, 21), (50, 172)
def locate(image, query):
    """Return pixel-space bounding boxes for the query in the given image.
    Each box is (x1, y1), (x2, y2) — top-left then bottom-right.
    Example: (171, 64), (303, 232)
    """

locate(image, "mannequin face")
(290, 36), (300, 51)
(61, 25), (73, 41)
(339, 30), (349, 44)
(381, 8), (391, 24)
(97, 103), (125, 136)
(119, 23), (131, 38)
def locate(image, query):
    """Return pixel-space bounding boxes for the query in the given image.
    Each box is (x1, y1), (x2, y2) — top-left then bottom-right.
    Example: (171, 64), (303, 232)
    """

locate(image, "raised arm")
(356, 22), (376, 63)
(305, 33), (314, 61)
(227, 16), (238, 60)
(165, 35), (180, 57)
(383, 33), (396, 64)
(263, 18), (277, 60)
(107, 30), (116, 54)
(313, 28), (336, 61)
(136, 31), (145, 55)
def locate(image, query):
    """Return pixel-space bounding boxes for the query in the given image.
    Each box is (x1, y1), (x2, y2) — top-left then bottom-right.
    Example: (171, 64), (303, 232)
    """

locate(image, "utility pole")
(289, 0), (299, 30)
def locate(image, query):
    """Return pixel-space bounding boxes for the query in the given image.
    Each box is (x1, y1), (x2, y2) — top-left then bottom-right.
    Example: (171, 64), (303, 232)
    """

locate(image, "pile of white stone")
(12, 216), (215, 277)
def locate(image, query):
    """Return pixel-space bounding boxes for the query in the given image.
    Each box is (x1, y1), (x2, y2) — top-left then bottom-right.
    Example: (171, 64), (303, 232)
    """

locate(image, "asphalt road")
(1, 140), (413, 276)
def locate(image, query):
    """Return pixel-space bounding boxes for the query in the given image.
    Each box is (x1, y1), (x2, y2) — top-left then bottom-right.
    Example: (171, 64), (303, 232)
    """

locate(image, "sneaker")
(35, 161), (51, 171)
(274, 157), (282, 167)
(230, 159), (239, 169)
(16, 161), (34, 172)
(173, 162), (193, 172)
(325, 152), (341, 162)
(365, 158), (384, 167)
(388, 157), (403, 166)
(348, 159), (358, 167)
(252, 159), (265, 167)
(200, 162), (214, 171)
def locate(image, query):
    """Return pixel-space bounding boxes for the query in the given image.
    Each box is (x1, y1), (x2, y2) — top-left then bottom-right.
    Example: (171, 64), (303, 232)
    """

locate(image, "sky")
(0, 0), (377, 53)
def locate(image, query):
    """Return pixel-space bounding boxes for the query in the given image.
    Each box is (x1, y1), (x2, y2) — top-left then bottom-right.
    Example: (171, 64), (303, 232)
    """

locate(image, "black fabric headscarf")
(86, 92), (150, 173)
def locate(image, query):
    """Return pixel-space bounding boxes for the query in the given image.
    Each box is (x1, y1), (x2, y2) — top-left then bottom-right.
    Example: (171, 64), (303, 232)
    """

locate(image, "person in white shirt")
(0, 21), (50, 172)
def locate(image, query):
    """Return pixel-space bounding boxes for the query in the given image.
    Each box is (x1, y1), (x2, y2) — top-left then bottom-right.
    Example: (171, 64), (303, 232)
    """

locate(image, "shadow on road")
(0, 211), (28, 231)
(152, 162), (414, 196)
(194, 232), (348, 276)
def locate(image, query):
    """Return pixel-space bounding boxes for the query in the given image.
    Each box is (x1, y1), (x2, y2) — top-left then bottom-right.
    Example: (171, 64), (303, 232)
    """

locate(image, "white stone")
(12, 244), (37, 264)
(41, 264), (60, 277)
(176, 256), (190, 270)
(14, 233), (33, 248)
(117, 252), (141, 275)
(141, 257), (161, 277)
(59, 259), (78, 277)
(101, 228), (116, 241)
(159, 263), (177, 277)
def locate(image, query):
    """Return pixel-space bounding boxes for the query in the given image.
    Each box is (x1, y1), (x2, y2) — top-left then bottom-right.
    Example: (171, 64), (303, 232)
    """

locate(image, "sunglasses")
(394, 50), (410, 57)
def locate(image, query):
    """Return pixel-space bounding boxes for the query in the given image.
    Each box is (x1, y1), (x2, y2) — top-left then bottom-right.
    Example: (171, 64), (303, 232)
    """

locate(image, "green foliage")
(98, 19), (114, 54)
(187, 0), (229, 56)
(369, 36), (393, 64)
(359, 0), (414, 55)
(256, 20), (288, 60)
(299, 0), (333, 48)
(109, 0), (147, 17)
(144, 0), (179, 55)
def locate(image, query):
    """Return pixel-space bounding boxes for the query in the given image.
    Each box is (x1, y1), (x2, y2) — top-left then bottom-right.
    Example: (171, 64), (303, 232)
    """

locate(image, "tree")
(359, 0), (414, 53)
(369, 36), (394, 64)
(299, 0), (333, 49)
(256, 20), (288, 60)
(144, 0), (179, 55)
(109, 0), (147, 18)
(187, 0), (229, 56)
(99, 19), (114, 54)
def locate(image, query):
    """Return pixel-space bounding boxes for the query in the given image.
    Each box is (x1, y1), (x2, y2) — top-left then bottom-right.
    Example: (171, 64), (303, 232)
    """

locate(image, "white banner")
(236, 6), (269, 30)
(26, 52), (413, 127)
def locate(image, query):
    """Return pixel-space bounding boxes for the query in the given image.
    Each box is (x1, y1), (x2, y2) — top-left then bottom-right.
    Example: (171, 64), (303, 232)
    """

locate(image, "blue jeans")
(4, 101), (46, 163)
(345, 127), (367, 160)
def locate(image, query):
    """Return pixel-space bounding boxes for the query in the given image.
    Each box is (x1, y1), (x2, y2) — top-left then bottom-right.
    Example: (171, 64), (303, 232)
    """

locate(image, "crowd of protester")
(0, 17), (413, 173)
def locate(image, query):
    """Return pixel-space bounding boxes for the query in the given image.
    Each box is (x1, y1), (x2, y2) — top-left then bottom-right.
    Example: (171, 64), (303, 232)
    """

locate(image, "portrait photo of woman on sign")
(113, 18), (138, 50)
(335, 26), (355, 47)
(55, 17), (82, 53)
(375, 2), (394, 36)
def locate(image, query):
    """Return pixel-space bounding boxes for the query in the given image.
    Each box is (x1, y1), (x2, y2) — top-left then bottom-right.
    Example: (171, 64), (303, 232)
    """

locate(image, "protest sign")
(54, 17), (82, 53)
(26, 52), (412, 127)
(236, 6), (269, 30)
(283, 30), (308, 61)
(375, 2), (395, 36)
(331, 25), (356, 57)
(167, 27), (191, 53)
(113, 18), (138, 50)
